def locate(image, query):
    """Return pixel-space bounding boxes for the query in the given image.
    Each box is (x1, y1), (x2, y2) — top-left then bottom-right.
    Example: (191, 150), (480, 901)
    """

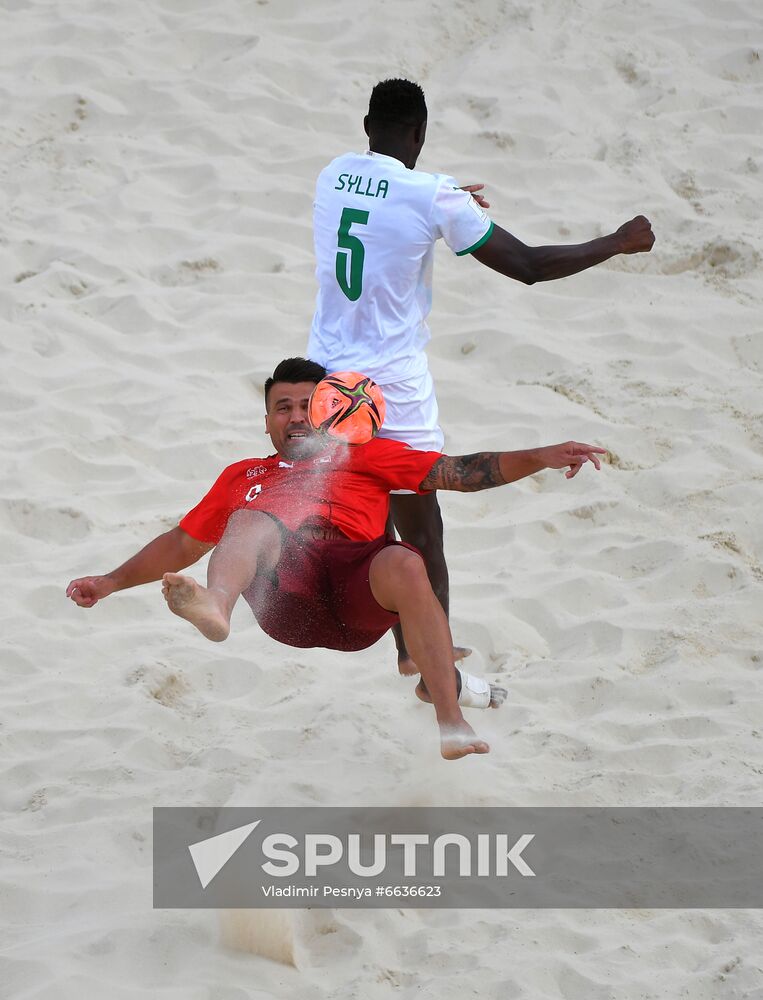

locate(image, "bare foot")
(439, 720), (490, 760)
(416, 672), (507, 709)
(162, 573), (230, 642)
(398, 645), (471, 677)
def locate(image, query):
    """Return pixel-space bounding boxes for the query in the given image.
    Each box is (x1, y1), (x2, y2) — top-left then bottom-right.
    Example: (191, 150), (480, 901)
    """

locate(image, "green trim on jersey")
(455, 220), (495, 257)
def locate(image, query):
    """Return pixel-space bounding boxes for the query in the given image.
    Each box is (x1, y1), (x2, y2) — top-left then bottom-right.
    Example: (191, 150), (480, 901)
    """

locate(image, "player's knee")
(226, 510), (280, 544)
(228, 509), (274, 529)
(390, 547), (431, 592)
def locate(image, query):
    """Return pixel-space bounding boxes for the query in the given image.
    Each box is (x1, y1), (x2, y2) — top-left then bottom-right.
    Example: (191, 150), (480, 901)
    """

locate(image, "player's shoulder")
(355, 437), (419, 461)
(410, 166), (459, 190)
(402, 170), (466, 216)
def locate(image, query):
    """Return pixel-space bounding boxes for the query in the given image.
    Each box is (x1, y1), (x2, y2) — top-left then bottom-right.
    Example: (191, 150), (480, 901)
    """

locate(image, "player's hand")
(66, 575), (117, 608)
(615, 215), (654, 254)
(538, 442), (608, 479)
(460, 184), (491, 209)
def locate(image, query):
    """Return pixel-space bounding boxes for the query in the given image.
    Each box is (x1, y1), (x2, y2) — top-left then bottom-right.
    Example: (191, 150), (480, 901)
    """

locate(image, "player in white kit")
(307, 79), (655, 673)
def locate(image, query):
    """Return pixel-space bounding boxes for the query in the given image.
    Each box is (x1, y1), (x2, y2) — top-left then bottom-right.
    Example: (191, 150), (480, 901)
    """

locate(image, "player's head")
(264, 357), (327, 409)
(264, 357), (327, 460)
(364, 78), (427, 168)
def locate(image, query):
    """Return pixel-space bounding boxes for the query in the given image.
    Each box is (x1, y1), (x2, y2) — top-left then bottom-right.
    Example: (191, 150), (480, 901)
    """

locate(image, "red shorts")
(243, 524), (418, 652)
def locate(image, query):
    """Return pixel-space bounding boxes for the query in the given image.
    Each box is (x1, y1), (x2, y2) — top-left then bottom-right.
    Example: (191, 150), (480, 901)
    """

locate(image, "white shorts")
(376, 369), (445, 453)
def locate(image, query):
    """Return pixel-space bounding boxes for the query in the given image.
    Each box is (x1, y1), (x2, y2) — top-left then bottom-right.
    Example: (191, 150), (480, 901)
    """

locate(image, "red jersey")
(179, 437), (441, 544)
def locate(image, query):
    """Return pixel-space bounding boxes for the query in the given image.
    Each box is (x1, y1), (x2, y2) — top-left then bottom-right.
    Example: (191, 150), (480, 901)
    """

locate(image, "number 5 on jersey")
(335, 207), (369, 301)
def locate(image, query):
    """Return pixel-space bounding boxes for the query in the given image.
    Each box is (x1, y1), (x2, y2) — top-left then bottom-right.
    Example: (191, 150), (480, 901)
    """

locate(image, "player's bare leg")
(163, 510), (281, 641)
(396, 642), (472, 677)
(388, 493), (471, 675)
(369, 545), (489, 760)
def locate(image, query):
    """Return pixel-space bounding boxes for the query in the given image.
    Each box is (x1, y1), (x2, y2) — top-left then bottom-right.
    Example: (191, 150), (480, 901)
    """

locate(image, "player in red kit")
(67, 358), (605, 760)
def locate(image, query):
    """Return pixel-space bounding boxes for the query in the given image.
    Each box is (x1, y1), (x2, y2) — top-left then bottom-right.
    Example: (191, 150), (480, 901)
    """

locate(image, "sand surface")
(2, 0), (763, 996)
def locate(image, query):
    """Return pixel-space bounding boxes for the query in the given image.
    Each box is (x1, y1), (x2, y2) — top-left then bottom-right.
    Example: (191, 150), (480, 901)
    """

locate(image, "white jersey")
(307, 150), (493, 385)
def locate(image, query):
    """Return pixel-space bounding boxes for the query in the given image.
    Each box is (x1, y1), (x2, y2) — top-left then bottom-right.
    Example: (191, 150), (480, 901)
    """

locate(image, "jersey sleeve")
(178, 462), (248, 544)
(367, 439), (442, 494)
(431, 177), (494, 256)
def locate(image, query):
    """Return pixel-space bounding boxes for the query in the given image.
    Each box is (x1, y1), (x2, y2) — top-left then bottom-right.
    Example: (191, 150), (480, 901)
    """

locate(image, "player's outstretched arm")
(420, 442), (607, 493)
(67, 527), (213, 608)
(471, 217), (654, 285)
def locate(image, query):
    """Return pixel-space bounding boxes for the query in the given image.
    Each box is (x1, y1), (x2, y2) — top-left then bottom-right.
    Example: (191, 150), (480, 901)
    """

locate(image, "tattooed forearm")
(421, 453), (507, 493)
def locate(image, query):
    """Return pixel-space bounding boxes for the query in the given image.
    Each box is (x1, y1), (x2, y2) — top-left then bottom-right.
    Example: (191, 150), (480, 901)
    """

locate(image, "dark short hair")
(264, 357), (327, 408)
(367, 78), (427, 127)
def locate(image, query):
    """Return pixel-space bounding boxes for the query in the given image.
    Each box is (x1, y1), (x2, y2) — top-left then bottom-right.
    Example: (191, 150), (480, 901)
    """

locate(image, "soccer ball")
(308, 371), (386, 444)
